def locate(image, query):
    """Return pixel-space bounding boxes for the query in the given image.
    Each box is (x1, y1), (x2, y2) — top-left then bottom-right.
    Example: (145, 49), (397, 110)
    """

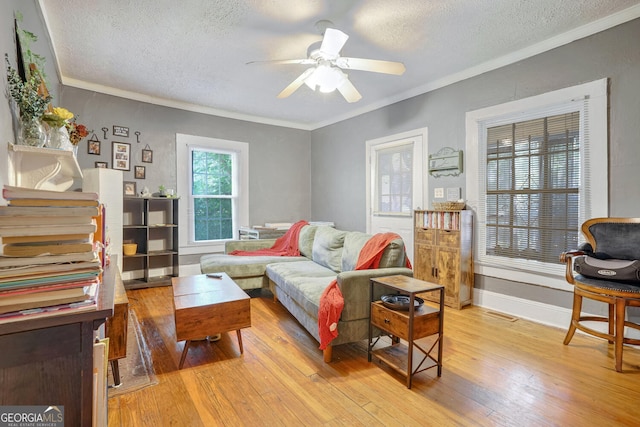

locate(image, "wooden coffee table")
(172, 273), (251, 369)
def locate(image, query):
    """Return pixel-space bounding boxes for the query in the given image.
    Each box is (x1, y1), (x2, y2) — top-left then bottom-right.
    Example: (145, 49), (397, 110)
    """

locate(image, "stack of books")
(0, 185), (103, 323)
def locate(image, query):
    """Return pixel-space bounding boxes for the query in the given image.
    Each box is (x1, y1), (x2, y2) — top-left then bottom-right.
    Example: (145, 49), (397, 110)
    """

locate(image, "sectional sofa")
(200, 225), (413, 361)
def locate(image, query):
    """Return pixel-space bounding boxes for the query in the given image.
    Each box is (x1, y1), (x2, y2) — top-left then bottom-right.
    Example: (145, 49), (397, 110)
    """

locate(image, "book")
(0, 285), (93, 314)
(0, 260), (100, 279)
(0, 251), (97, 268)
(8, 199), (100, 207)
(2, 185), (99, 201)
(1, 234), (93, 245)
(0, 223), (96, 238)
(0, 285), (98, 325)
(0, 278), (98, 295)
(0, 272), (100, 289)
(0, 215), (95, 226)
(0, 206), (101, 217)
(1, 242), (94, 257)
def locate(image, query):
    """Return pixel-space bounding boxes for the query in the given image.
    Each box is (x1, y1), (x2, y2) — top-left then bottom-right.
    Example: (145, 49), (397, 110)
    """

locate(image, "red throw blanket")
(318, 232), (412, 350)
(230, 220), (309, 256)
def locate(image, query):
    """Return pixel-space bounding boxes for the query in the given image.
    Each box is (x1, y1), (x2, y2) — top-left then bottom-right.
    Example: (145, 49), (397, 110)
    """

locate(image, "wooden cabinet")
(414, 210), (473, 309)
(122, 197), (179, 288)
(0, 262), (117, 426)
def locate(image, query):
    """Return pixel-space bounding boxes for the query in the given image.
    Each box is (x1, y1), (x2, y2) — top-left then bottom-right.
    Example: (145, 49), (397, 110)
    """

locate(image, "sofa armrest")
(225, 238), (277, 254)
(336, 267), (414, 321)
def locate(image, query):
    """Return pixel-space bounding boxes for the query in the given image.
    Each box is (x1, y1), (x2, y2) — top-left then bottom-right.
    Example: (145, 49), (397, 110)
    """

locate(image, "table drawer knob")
(384, 318), (391, 324)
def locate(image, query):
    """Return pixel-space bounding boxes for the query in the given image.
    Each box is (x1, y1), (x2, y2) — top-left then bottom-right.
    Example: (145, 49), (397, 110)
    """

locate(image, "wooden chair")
(561, 217), (640, 372)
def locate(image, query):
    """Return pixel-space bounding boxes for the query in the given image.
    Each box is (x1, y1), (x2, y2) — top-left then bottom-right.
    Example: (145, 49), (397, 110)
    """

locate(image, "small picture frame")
(113, 125), (129, 138)
(112, 141), (131, 171)
(134, 165), (146, 179)
(123, 181), (137, 196)
(88, 139), (101, 155)
(95, 161), (108, 169)
(142, 147), (153, 163)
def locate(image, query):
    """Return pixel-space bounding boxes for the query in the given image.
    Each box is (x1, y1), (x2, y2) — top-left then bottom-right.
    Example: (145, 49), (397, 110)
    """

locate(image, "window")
(485, 112), (580, 264)
(375, 143), (414, 215)
(192, 149), (234, 241)
(466, 79), (608, 290)
(176, 134), (248, 255)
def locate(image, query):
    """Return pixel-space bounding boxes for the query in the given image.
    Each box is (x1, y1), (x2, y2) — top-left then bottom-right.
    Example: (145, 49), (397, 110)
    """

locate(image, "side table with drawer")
(368, 275), (444, 388)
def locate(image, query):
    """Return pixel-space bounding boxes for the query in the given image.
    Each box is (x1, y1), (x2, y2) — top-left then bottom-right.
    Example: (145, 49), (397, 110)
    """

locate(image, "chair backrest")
(583, 217), (640, 260)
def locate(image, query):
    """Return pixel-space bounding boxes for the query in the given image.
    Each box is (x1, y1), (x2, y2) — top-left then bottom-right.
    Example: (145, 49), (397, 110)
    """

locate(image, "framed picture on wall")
(88, 139), (101, 155)
(113, 125), (129, 138)
(95, 161), (108, 168)
(134, 165), (146, 179)
(123, 181), (137, 196)
(142, 145), (153, 163)
(112, 141), (131, 171)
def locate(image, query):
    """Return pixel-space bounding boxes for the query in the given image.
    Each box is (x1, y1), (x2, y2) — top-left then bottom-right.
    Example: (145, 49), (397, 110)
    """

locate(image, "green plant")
(5, 54), (51, 120)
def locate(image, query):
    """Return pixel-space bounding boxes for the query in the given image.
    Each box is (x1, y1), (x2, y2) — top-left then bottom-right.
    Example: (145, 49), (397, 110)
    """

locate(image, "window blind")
(484, 112), (580, 264)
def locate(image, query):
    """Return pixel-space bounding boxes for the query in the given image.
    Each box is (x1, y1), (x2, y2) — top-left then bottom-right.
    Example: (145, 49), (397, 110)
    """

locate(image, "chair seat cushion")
(575, 274), (640, 293)
(574, 256), (640, 282)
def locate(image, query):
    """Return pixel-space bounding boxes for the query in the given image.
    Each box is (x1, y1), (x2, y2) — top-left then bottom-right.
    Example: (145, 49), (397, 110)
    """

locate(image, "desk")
(238, 227), (287, 240)
(106, 270), (128, 386)
(0, 262), (116, 425)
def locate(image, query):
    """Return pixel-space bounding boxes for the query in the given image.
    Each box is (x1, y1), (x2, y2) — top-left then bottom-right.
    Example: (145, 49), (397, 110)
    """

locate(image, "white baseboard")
(179, 263), (202, 276)
(474, 288), (640, 340)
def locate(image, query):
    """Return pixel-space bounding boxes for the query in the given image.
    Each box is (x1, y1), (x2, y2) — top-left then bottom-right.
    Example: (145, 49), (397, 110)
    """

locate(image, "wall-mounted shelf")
(8, 143), (82, 190)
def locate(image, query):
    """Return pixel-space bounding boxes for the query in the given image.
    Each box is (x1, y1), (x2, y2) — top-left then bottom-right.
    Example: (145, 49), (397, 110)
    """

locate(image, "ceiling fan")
(249, 24), (406, 103)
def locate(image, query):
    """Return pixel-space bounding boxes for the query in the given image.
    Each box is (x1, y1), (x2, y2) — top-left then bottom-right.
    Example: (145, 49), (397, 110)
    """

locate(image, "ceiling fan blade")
(277, 68), (316, 98)
(246, 59), (316, 66)
(319, 28), (349, 57)
(336, 57), (406, 75)
(337, 78), (362, 103)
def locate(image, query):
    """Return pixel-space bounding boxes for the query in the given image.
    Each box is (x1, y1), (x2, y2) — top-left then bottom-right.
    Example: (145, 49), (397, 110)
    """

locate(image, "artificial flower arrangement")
(42, 107), (90, 146)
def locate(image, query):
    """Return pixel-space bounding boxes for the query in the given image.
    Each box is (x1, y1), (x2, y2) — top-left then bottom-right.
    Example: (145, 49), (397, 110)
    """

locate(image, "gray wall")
(311, 18), (640, 308)
(62, 87), (312, 228)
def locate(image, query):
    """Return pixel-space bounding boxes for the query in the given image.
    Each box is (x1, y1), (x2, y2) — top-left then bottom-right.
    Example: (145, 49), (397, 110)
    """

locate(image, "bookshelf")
(122, 196), (179, 289)
(413, 209), (474, 309)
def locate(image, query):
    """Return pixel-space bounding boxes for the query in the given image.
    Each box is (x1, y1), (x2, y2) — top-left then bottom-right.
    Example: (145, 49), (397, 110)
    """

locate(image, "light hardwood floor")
(108, 286), (640, 426)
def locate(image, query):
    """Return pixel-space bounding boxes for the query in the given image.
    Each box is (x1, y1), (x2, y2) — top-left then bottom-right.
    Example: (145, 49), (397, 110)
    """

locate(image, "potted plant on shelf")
(5, 54), (51, 147)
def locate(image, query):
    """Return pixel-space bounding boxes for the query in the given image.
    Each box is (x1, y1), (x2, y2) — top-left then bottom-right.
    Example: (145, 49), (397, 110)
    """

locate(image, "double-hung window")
(466, 79), (608, 290)
(176, 134), (248, 255)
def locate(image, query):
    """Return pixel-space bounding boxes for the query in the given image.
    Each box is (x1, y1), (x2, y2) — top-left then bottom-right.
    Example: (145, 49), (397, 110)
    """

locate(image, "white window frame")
(465, 79), (608, 291)
(176, 133), (249, 255)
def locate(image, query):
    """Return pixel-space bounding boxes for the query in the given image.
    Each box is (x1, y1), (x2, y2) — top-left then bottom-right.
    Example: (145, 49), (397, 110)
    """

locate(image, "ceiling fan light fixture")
(305, 65), (347, 94)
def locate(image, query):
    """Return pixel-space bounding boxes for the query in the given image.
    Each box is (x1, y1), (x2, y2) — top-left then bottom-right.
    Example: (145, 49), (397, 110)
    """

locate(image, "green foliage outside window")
(192, 150), (234, 241)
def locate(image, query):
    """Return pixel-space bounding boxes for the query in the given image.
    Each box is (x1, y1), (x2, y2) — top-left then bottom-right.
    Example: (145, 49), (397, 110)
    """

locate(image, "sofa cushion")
(341, 231), (372, 272)
(379, 238), (406, 268)
(312, 226), (346, 272)
(298, 225), (318, 258)
(266, 260), (335, 316)
(200, 254), (303, 278)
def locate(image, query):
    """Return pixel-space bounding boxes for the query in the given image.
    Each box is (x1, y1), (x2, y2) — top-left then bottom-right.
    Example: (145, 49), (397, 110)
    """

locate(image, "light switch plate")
(434, 187), (444, 198)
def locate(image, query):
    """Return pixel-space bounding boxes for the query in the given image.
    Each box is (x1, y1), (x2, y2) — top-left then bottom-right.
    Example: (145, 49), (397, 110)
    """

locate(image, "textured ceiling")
(39, 0), (640, 130)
